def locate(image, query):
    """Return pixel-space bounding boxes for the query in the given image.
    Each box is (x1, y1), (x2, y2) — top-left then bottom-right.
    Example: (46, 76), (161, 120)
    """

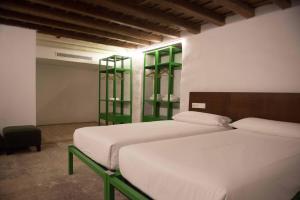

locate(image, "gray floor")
(0, 123), (127, 200)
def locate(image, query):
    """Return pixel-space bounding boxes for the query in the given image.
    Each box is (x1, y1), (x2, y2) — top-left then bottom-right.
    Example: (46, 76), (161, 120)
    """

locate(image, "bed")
(108, 92), (300, 200)
(118, 128), (300, 200)
(68, 100), (232, 200)
(73, 120), (229, 170)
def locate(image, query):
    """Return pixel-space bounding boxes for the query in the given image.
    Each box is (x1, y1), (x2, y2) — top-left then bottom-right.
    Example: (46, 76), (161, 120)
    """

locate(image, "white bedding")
(119, 129), (300, 200)
(73, 120), (229, 170)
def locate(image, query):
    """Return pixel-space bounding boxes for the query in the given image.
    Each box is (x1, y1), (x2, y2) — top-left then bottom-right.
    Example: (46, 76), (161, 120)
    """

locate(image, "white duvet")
(119, 129), (300, 200)
(73, 120), (229, 170)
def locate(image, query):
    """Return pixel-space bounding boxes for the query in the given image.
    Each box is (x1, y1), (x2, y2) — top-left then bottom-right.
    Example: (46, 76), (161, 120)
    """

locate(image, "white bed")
(73, 120), (229, 170)
(119, 129), (300, 200)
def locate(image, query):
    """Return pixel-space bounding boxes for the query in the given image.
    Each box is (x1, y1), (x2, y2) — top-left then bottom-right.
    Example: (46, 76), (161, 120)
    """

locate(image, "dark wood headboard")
(189, 92), (300, 123)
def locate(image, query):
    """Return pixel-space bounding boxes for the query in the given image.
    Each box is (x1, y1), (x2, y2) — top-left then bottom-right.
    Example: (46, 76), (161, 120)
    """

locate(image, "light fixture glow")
(138, 38), (184, 53)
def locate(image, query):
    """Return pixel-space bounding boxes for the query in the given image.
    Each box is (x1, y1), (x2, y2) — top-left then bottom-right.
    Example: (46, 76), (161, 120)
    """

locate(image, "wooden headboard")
(189, 92), (300, 123)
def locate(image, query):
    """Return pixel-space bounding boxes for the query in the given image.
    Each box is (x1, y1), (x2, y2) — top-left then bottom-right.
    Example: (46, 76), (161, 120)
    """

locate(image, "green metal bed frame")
(110, 172), (151, 200)
(68, 144), (152, 200)
(68, 145), (115, 200)
(108, 175), (300, 200)
(68, 144), (300, 200)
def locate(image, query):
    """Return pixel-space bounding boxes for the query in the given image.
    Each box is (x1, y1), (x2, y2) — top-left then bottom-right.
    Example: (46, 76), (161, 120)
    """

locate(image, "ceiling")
(0, 0), (291, 48)
(37, 33), (127, 53)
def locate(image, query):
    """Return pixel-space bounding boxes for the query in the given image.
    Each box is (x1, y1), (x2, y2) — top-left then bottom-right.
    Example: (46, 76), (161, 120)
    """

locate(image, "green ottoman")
(2, 125), (41, 154)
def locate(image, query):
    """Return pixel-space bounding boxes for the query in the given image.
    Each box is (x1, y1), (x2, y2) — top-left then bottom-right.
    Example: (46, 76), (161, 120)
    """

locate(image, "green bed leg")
(104, 175), (115, 200)
(68, 147), (74, 175)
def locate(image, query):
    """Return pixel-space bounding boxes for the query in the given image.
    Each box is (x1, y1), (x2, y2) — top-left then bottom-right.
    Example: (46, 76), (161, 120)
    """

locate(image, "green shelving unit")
(142, 44), (182, 122)
(98, 55), (132, 125)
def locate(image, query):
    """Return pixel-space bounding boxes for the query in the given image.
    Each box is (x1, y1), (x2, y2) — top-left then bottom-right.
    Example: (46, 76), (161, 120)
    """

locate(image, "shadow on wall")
(36, 59), (98, 125)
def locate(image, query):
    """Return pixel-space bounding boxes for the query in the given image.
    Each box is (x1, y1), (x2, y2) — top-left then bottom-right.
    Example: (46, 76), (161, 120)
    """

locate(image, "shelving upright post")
(98, 55), (132, 125)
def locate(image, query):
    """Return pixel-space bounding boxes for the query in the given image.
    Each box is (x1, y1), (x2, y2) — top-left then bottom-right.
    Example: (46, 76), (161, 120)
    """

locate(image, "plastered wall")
(0, 25), (36, 131)
(180, 4), (300, 111)
(36, 59), (98, 125)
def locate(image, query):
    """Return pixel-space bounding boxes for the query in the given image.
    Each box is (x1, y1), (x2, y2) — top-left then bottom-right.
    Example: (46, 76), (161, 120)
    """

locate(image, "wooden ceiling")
(0, 0), (291, 48)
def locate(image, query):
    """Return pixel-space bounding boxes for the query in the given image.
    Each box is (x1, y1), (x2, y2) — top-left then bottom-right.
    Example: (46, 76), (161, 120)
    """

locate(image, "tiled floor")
(0, 123), (127, 200)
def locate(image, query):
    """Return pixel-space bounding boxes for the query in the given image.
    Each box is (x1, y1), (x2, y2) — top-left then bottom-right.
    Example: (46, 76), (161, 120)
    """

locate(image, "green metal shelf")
(99, 113), (132, 124)
(102, 55), (130, 61)
(145, 100), (180, 109)
(146, 46), (182, 56)
(145, 62), (182, 70)
(99, 67), (131, 73)
(145, 100), (180, 103)
(98, 55), (132, 125)
(99, 99), (131, 103)
(142, 44), (182, 122)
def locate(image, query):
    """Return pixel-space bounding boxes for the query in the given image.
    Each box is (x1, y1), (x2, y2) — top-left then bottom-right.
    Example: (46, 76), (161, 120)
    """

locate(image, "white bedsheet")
(119, 129), (300, 200)
(73, 120), (228, 170)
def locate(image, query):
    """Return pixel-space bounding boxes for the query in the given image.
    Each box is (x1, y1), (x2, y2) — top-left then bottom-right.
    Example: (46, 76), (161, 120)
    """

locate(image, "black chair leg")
(6, 148), (14, 155)
(36, 145), (41, 152)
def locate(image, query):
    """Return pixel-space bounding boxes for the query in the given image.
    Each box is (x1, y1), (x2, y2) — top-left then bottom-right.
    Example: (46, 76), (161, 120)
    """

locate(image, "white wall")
(0, 25), (36, 132)
(37, 45), (106, 65)
(180, 4), (300, 111)
(37, 57), (144, 124)
(36, 59), (98, 125)
(36, 37), (142, 124)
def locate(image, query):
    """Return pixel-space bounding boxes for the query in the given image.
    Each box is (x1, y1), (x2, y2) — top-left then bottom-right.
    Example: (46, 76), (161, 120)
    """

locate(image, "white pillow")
(230, 118), (300, 138)
(172, 111), (231, 127)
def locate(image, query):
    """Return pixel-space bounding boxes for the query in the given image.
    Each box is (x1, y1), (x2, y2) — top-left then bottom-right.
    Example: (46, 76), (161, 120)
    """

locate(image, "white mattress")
(73, 120), (229, 170)
(119, 129), (300, 200)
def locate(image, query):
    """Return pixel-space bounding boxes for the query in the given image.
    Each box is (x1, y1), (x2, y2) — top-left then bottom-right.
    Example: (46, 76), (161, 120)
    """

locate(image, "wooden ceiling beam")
(271, 0), (291, 9)
(0, 9), (150, 46)
(27, 0), (179, 38)
(85, 0), (201, 34)
(0, 18), (138, 48)
(214, 0), (254, 18)
(149, 0), (225, 26)
(0, 0), (162, 42)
